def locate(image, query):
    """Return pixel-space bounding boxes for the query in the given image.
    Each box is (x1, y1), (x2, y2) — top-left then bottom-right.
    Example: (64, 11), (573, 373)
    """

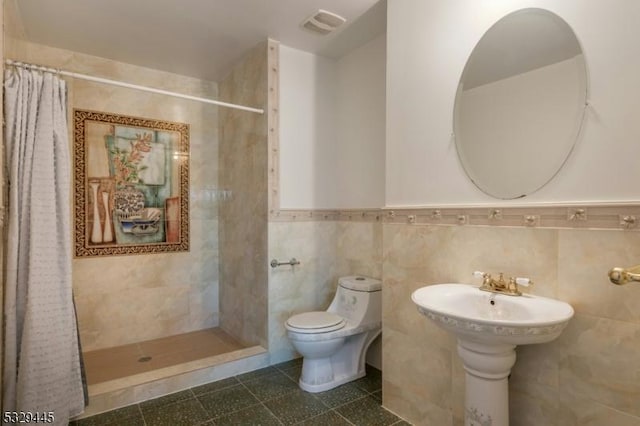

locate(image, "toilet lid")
(286, 312), (346, 333)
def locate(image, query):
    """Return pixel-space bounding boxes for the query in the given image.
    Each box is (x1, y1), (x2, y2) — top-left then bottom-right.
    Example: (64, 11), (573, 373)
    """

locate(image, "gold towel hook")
(608, 264), (640, 285)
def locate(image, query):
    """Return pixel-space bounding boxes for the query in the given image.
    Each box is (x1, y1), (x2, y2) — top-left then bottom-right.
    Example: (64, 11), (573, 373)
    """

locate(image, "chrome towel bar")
(270, 258), (301, 268)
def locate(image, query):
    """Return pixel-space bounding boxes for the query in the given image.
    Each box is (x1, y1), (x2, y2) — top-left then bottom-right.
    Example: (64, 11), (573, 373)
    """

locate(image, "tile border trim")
(266, 40), (640, 232)
(267, 39), (280, 216)
(270, 205), (640, 231)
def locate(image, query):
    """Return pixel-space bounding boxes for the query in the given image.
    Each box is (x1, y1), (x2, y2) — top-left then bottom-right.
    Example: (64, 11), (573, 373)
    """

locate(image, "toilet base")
(299, 368), (366, 393)
(295, 329), (380, 393)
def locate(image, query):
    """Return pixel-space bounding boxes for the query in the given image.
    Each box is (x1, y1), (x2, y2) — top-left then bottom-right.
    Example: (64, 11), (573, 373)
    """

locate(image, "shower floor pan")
(84, 327), (244, 385)
(77, 327), (269, 419)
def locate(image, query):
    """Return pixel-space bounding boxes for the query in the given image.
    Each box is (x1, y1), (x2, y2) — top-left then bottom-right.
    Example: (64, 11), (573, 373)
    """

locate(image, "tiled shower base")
(84, 328), (245, 384)
(76, 327), (269, 420)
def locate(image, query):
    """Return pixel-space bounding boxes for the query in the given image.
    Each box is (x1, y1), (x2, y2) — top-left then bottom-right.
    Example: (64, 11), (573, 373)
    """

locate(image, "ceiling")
(16, 0), (386, 82)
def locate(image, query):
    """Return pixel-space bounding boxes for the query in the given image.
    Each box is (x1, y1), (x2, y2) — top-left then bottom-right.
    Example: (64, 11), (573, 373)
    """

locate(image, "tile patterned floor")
(70, 361), (410, 425)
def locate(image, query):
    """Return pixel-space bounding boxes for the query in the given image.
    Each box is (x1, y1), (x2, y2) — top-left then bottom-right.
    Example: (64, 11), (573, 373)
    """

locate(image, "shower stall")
(2, 7), (275, 413)
(79, 41), (273, 415)
(80, 38), (271, 377)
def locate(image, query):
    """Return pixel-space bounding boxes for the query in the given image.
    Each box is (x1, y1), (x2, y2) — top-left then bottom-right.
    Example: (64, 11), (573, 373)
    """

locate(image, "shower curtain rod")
(4, 59), (264, 114)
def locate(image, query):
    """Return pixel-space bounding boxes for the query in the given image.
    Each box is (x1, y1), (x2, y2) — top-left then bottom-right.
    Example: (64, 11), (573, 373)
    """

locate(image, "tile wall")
(5, 32), (220, 351)
(268, 220), (382, 364)
(382, 222), (640, 425)
(218, 41), (270, 348)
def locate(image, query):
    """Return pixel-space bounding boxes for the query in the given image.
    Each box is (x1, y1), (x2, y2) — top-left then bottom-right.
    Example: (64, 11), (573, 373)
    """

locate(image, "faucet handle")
(514, 277), (533, 287)
(474, 271), (495, 290)
(473, 271), (488, 279)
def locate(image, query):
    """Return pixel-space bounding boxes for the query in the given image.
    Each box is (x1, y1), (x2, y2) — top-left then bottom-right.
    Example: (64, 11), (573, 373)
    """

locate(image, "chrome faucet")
(473, 271), (533, 296)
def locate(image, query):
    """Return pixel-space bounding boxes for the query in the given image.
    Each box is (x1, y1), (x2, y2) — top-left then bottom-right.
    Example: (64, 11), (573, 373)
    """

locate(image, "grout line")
(236, 367), (280, 384)
(83, 365), (386, 426)
(260, 401), (284, 425)
(333, 409), (357, 426)
(290, 409), (357, 426)
(134, 404), (147, 426)
(237, 376), (285, 425)
(184, 383), (225, 425)
(191, 378), (242, 398)
(191, 387), (217, 425)
(335, 393), (370, 409)
(280, 369), (300, 385)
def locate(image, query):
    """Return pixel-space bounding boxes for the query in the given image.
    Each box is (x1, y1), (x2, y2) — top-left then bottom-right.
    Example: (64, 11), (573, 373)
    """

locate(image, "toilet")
(285, 275), (382, 393)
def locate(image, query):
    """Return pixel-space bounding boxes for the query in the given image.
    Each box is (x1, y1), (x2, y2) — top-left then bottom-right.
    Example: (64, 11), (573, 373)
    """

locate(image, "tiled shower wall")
(218, 42), (269, 348)
(382, 223), (640, 425)
(5, 10), (220, 350)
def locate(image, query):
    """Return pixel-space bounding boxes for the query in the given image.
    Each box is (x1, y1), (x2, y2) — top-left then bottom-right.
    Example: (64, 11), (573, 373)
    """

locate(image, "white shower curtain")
(3, 67), (85, 424)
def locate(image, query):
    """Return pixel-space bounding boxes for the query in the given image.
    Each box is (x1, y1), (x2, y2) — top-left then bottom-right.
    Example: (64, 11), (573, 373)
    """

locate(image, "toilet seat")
(286, 311), (346, 334)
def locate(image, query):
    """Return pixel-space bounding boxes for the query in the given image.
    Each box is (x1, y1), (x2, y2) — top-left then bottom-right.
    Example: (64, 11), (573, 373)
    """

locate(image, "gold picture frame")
(74, 109), (189, 257)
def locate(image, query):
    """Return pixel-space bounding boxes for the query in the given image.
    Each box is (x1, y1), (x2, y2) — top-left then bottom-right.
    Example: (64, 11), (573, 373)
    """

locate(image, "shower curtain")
(3, 67), (85, 424)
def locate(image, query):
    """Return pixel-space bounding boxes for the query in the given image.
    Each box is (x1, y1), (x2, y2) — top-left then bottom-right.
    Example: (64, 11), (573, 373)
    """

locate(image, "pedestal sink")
(412, 283), (574, 426)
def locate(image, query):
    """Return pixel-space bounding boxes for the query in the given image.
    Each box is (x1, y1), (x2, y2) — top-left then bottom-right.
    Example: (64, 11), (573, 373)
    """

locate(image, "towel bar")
(270, 258), (301, 268)
(608, 264), (640, 285)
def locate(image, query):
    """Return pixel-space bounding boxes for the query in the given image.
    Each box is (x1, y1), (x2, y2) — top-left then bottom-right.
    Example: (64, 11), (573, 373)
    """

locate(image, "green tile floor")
(70, 360), (410, 426)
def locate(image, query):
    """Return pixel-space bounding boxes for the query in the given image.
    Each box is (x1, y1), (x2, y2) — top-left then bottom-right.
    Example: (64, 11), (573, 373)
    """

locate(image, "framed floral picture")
(74, 109), (189, 257)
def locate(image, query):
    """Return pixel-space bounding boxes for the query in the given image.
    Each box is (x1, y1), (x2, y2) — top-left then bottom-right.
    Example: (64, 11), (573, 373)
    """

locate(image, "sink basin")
(411, 283), (574, 345)
(412, 282), (574, 426)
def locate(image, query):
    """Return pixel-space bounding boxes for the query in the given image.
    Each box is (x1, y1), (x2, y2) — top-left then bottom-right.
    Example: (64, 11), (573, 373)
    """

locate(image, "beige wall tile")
(218, 41), (269, 349)
(383, 224), (457, 340)
(267, 220), (384, 363)
(558, 229), (640, 323)
(4, 0), (26, 41)
(559, 313), (640, 417)
(382, 222), (640, 423)
(510, 339), (562, 389)
(268, 221), (340, 363)
(383, 379), (453, 426)
(383, 224), (559, 292)
(383, 327), (453, 410)
(6, 39), (221, 351)
(336, 221), (383, 278)
(509, 382), (560, 426)
(558, 391), (640, 426)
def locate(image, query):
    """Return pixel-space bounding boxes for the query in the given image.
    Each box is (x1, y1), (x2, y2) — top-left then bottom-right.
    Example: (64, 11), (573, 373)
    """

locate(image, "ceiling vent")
(301, 9), (346, 35)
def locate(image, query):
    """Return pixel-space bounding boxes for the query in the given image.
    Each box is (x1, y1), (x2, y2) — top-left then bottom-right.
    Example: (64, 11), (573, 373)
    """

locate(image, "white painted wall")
(334, 35), (386, 208)
(279, 46), (338, 208)
(386, 0), (640, 206)
(279, 35), (386, 209)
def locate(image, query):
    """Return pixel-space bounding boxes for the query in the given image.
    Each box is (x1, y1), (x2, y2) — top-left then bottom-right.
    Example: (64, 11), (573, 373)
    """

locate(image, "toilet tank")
(328, 276), (382, 326)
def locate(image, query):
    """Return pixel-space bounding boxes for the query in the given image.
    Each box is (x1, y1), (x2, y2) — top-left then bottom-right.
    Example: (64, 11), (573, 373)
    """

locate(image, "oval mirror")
(453, 8), (587, 199)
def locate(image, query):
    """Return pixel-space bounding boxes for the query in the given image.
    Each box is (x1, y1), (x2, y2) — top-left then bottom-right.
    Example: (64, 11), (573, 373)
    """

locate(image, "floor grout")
(237, 379), (285, 425)
(75, 363), (400, 426)
(190, 387), (211, 426)
(136, 404), (148, 426)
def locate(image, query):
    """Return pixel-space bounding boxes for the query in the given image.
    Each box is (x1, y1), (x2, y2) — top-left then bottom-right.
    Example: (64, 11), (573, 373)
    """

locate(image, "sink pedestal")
(457, 339), (516, 426)
(412, 283), (575, 426)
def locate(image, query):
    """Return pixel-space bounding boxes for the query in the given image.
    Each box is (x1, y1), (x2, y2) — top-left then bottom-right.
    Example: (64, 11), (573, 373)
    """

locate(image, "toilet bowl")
(285, 276), (382, 393)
